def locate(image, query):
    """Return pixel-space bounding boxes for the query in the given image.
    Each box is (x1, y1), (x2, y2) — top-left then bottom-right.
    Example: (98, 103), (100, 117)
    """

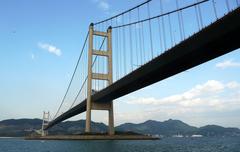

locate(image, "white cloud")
(115, 80), (240, 125)
(38, 42), (62, 56)
(93, 0), (110, 11)
(125, 80), (240, 114)
(31, 53), (35, 60)
(99, 1), (109, 11)
(112, 80), (240, 126)
(216, 60), (240, 69)
(127, 80), (225, 106)
(226, 81), (240, 89)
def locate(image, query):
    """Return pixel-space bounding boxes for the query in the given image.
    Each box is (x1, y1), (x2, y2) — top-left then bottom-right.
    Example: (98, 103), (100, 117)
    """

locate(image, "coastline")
(25, 135), (160, 140)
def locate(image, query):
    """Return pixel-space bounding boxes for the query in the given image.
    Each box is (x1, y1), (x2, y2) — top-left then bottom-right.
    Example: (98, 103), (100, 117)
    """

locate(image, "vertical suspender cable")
(115, 18), (119, 80)
(119, 23), (122, 78)
(225, 0), (230, 11)
(212, 0), (218, 19)
(157, 17), (163, 53)
(129, 11), (134, 71)
(176, 0), (183, 40)
(197, 0), (204, 28)
(147, 2), (154, 59)
(135, 23), (139, 67)
(181, 13), (185, 39)
(102, 31), (104, 89)
(122, 14), (127, 74)
(160, 0), (166, 52)
(168, 14), (173, 47)
(180, 3), (185, 39)
(194, 2), (200, 30)
(102, 30), (104, 88)
(141, 21), (146, 63)
(138, 7), (143, 65)
(94, 28), (96, 92)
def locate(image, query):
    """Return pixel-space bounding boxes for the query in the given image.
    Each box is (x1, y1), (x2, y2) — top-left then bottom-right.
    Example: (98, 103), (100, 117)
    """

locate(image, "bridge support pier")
(85, 23), (115, 135)
(41, 111), (49, 136)
(108, 102), (114, 135)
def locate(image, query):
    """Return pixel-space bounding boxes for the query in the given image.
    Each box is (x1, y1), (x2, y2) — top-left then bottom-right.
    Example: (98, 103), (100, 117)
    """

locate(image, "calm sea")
(0, 137), (240, 152)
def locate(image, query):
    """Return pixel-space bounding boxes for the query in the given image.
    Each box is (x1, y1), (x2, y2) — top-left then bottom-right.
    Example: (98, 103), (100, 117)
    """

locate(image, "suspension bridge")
(41, 0), (240, 136)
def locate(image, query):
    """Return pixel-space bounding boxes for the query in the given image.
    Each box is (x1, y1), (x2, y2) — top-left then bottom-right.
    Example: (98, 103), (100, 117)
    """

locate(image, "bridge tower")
(85, 23), (114, 135)
(41, 111), (50, 136)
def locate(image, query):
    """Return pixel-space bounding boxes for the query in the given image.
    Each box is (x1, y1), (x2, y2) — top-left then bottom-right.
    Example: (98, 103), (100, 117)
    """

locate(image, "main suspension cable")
(112, 0), (209, 29)
(53, 32), (89, 119)
(94, 0), (152, 25)
(68, 37), (106, 110)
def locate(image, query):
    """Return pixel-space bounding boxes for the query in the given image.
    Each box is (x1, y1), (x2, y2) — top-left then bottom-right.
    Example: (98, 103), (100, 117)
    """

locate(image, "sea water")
(0, 137), (240, 152)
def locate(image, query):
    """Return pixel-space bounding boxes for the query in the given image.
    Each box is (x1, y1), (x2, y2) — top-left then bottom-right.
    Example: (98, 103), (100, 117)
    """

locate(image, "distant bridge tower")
(41, 111), (50, 136)
(85, 23), (114, 135)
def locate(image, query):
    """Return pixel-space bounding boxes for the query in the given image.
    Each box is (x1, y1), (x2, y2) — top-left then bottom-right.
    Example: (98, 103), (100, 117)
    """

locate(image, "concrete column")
(108, 102), (114, 135)
(41, 111), (49, 136)
(107, 26), (115, 135)
(85, 23), (94, 133)
(85, 25), (114, 135)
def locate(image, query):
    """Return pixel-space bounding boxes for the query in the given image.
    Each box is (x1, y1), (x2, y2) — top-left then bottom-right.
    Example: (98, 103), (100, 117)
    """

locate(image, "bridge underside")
(45, 8), (240, 130)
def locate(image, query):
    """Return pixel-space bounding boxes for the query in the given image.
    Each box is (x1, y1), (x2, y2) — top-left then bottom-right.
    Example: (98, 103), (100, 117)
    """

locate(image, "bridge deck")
(46, 8), (240, 130)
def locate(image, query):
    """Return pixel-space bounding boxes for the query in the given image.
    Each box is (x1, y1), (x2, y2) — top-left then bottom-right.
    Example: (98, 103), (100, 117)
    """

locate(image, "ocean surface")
(0, 137), (240, 152)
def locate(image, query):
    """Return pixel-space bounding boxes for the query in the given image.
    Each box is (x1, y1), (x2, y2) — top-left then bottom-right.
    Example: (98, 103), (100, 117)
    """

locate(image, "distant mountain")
(0, 118), (239, 137)
(116, 119), (198, 136)
(50, 120), (107, 135)
(197, 125), (240, 137)
(0, 119), (108, 137)
(0, 119), (42, 137)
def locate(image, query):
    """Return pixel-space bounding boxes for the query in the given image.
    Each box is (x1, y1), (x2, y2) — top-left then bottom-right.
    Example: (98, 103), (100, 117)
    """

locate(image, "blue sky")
(0, 0), (240, 128)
